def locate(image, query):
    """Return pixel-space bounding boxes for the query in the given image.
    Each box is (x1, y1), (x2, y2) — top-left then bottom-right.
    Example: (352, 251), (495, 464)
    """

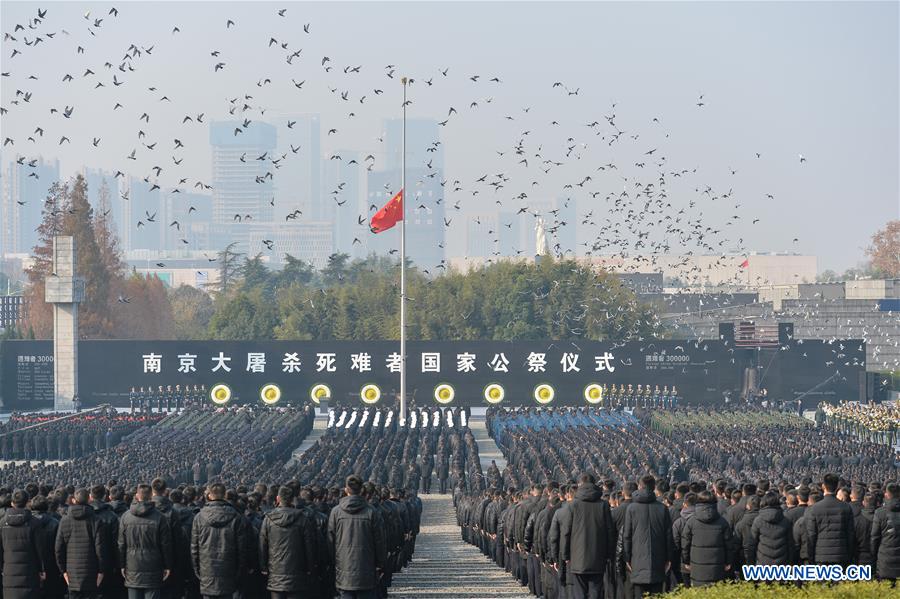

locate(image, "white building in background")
(246, 222), (334, 270)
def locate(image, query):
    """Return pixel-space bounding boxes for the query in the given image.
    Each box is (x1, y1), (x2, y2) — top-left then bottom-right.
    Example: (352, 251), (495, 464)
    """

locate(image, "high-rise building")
(247, 222), (333, 270)
(209, 121), (277, 251)
(465, 213), (500, 258)
(272, 114), (320, 222)
(321, 150), (363, 257)
(124, 176), (163, 251)
(163, 192), (213, 249)
(82, 167), (123, 243)
(3, 157), (60, 254)
(497, 210), (523, 257)
(383, 118), (443, 172)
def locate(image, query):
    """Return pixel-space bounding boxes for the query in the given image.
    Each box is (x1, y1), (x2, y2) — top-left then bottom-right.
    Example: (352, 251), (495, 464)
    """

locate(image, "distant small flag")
(370, 189), (403, 233)
(739, 258), (749, 268)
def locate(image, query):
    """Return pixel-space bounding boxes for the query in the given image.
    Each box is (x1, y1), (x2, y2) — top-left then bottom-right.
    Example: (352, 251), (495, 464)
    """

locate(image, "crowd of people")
(0, 409), (164, 461)
(598, 384), (680, 410)
(817, 401), (900, 447)
(284, 406), (485, 495)
(0, 406), (315, 489)
(0, 403), (442, 599)
(454, 406), (900, 597)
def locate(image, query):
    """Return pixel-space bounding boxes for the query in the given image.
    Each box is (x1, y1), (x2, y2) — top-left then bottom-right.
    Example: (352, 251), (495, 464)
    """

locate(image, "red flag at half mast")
(369, 189), (403, 233)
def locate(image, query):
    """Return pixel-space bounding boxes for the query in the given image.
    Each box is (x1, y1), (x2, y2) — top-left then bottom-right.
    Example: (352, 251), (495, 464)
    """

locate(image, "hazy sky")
(2, 1), (898, 271)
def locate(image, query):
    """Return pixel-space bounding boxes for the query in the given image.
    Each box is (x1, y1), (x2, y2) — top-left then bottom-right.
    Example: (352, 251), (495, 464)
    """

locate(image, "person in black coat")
(854, 492), (877, 569)
(191, 483), (249, 599)
(30, 495), (65, 599)
(805, 474), (855, 566)
(0, 490), (45, 599)
(622, 475), (674, 598)
(558, 475), (615, 599)
(118, 484), (174, 599)
(749, 491), (795, 566)
(55, 489), (106, 599)
(871, 482), (900, 580)
(326, 475), (387, 598)
(259, 486), (318, 598)
(89, 485), (123, 599)
(734, 495), (760, 570)
(682, 491), (735, 587)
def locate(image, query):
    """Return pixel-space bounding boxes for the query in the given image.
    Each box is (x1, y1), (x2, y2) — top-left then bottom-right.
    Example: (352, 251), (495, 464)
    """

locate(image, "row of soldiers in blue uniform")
(606, 384), (680, 409)
(128, 384), (207, 413)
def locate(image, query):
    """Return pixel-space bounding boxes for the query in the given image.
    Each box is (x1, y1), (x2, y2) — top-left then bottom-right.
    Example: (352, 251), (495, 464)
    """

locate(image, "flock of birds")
(2, 5), (897, 373)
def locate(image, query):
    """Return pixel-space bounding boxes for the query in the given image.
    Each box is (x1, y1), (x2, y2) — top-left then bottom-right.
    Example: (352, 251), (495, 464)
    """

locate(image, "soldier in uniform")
(156, 385), (164, 412)
(129, 387), (137, 414)
(165, 384), (173, 412)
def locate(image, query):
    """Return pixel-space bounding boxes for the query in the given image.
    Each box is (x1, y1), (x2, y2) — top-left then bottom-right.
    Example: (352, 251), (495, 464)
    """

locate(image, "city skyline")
(1, 1), (897, 273)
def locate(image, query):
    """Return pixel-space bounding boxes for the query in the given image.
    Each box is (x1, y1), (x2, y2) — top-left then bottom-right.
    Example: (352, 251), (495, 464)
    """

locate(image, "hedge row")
(651, 581), (895, 599)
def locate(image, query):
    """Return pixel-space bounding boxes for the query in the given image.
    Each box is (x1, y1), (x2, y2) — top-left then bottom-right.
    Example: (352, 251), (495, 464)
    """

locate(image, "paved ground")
(389, 494), (530, 599)
(469, 414), (507, 471)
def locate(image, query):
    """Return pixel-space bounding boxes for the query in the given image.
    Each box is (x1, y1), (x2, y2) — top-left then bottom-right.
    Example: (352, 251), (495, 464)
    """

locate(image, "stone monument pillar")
(44, 236), (84, 411)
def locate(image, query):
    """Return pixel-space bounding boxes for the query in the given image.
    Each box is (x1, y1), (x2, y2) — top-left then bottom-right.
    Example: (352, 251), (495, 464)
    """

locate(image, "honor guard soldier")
(671, 385), (679, 408)
(129, 387), (137, 414)
(165, 384), (173, 412)
(200, 384), (207, 405)
(175, 384), (184, 412)
(155, 385), (164, 413)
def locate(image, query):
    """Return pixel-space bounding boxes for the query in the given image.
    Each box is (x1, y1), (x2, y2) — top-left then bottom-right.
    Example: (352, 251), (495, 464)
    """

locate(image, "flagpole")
(399, 77), (408, 427)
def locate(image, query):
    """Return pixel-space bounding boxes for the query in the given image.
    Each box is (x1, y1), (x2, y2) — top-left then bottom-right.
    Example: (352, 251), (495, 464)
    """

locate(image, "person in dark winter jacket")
(749, 491), (794, 566)
(90, 485), (124, 599)
(854, 492), (877, 568)
(259, 486), (318, 598)
(622, 475), (674, 598)
(872, 482), (900, 580)
(55, 489), (106, 598)
(118, 484), (174, 599)
(733, 495), (760, 569)
(327, 475), (386, 599)
(805, 473), (855, 566)
(29, 495), (65, 599)
(558, 474), (615, 599)
(0, 490), (45, 599)
(672, 492), (697, 587)
(682, 491), (734, 586)
(191, 483), (249, 599)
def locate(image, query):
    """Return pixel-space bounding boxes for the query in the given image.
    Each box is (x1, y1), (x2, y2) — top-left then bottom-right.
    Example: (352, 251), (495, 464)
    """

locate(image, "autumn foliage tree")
(866, 220), (900, 278)
(22, 174), (174, 339)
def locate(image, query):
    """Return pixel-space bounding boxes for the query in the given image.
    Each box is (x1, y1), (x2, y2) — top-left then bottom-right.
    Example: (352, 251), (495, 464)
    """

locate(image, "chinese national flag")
(369, 189), (403, 233)
(739, 258), (750, 268)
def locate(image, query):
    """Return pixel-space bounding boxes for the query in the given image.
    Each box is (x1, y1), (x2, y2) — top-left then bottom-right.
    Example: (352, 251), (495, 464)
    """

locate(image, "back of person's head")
(785, 490), (798, 506)
(12, 490), (28, 508)
(697, 490), (715, 504)
(73, 488), (90, 506)
(109, 486), (124, 501)
(757, 479), (770, 493)
(639, 475), (656, 492)
(742, 483), (757, 497)
(622, 481), (637, 499)
(24, 483), (39, 499)
(887, 482), (900, 500)
(760, 491), (779, 509)
(278, 486), (294, 505)
(90, 485), (107, 502)
(136, 484), (152, 502)
(746, 495), (761, 511)
(683, 492), (698, 508)
(208, 483), (226, 501)
(676, 483), (689, 497)
(151, 478), (167, 496)
(822, 473), (839, 493)
(797, 486), (811, 503)
(579, 473), (596, 486)
(345, 475), (363, 496)
(809, 492), (823, 505)
(715, 480), (727, 495)
(29, 495), (48, 513)
(862, 492), (878, 509)
(169, 489), (183, 504)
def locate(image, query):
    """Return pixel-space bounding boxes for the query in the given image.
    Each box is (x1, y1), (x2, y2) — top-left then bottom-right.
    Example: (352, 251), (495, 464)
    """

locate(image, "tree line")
(10, 174), (661, 342)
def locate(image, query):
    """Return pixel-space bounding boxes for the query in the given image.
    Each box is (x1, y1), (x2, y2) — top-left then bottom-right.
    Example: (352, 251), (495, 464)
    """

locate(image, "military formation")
(127, 385), (207, 414)
(457, 407), (900, 598)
